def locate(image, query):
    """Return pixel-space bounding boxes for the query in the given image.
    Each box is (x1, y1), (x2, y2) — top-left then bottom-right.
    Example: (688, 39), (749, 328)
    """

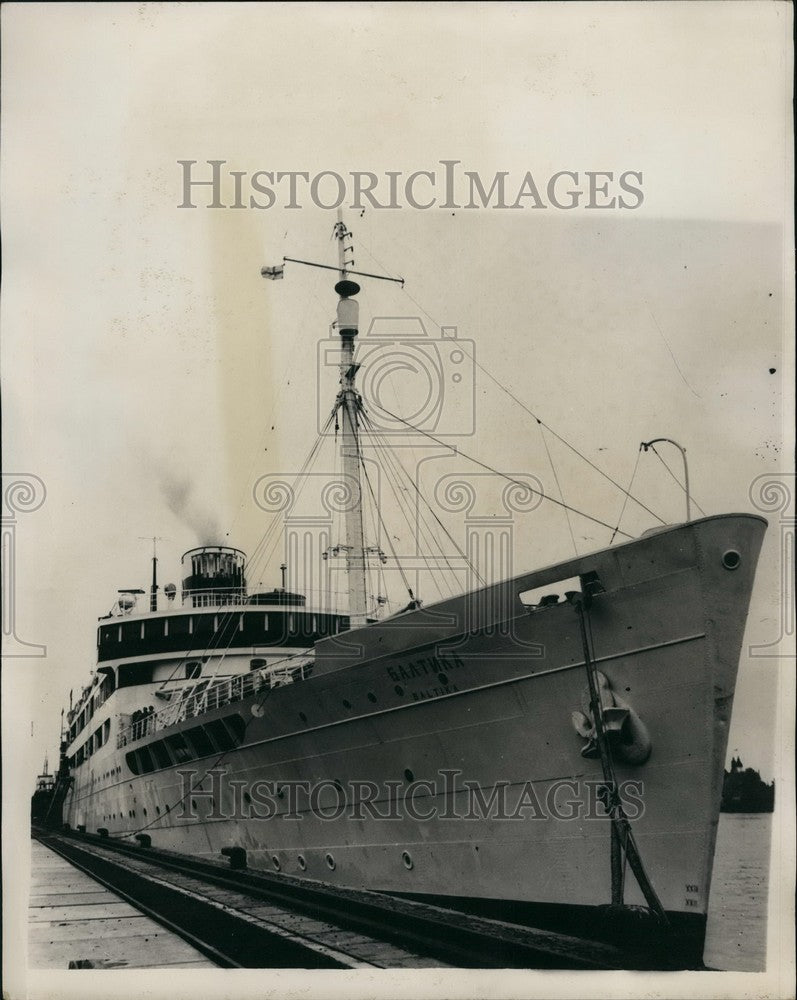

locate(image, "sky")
(1, 5), (793, 992)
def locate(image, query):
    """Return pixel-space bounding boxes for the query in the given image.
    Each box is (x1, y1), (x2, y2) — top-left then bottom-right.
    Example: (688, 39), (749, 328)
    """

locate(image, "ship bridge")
(96, 544), (350, 662)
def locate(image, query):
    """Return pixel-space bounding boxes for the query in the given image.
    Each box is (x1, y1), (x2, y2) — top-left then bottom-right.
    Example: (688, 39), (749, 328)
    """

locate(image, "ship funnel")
(181, 545), (246, 607)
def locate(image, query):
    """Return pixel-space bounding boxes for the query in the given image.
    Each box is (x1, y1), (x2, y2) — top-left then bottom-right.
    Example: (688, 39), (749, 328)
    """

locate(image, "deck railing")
(116, 658), (312, 749)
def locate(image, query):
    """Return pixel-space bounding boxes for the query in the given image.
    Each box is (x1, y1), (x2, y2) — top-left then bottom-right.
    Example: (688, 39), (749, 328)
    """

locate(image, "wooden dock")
(29, 839), (216, 969)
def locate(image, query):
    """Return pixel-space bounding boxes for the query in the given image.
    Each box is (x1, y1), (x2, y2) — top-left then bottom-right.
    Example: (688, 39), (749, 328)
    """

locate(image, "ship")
(45, 217), (767, 968)
(30, 757), (56, 827)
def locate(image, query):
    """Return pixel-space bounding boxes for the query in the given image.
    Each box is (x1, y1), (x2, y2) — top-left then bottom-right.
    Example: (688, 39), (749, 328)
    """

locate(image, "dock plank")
(29, 841), (216, 969)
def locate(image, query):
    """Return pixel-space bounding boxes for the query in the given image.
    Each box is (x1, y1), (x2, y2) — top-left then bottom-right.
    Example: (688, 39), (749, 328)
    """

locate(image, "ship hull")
(63, 514), (766, 964)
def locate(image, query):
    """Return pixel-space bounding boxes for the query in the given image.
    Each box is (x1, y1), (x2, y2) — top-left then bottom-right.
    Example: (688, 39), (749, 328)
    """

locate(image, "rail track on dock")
(32, 828), (664, 970)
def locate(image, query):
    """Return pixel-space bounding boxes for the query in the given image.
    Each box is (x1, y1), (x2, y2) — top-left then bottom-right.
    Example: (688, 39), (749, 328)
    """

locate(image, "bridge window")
(169, 616), (190, 637)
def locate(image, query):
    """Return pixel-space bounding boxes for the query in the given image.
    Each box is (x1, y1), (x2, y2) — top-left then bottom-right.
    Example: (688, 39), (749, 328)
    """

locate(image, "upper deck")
(97, 598), (349, 662)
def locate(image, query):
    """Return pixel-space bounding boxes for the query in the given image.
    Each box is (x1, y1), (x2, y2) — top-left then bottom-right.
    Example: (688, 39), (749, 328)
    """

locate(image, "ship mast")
(333, 212), (368, 628)
(262, 216), (404, 627)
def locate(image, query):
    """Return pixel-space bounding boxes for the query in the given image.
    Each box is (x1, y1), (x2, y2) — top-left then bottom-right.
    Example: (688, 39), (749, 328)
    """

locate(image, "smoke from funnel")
(159, 469), (222, 545)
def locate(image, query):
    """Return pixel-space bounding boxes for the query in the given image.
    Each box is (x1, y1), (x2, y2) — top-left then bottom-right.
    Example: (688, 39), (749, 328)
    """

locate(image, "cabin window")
(205, 718), (234, 752)
(185, 661), (202, 680)
(239, 614), (245, 632)
(137, 745), (155, 773)
(163, 618), (169, 636)
(263, 614), (269, 630)
(288, 613), (295, 634)
(185, 725), (214, 759)
(250, 658), (268, 672)
(118, 663), (154, 688)
(151, 741), (172, 769)
(165, 732), (193, 764)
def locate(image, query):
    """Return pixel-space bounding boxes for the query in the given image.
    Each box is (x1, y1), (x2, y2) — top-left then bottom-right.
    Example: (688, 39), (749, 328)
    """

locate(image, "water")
(703, 812), (772, 971)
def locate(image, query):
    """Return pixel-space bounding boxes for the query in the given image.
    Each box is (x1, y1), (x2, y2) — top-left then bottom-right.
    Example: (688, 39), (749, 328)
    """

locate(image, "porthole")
(325, 853), (336, 870)
(297, 854), (307, 871)
(342, 699), (352, 709)
(299, 712), (308, 723)
(156, 806), (161, 815)
(394, 685), (404, 696)
(437, 673), (449, 685)
(272, 855), (281, 871)
(367, 692), (377, 703)
(404, 768), (414, 782)
(722, 549), (741, 571)
(143, 808), (148, 817)
(402, 850), (413, 870)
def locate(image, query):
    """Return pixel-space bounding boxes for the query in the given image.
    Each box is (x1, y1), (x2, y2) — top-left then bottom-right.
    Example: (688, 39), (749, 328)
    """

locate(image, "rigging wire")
(360, 406), (487, 589)
(149, 408), (339, 698)
(610, 446), (642, 544)
(357, 442), (414, 601)
(361, 418), (449, 601)
(359, 408), (479, 598)
(356, 246), (667, 528)
(649, 445), (707, 517)
(373, 403), (636, 541)
(538, 422), (579, 557)
(360, 413), (470, 597)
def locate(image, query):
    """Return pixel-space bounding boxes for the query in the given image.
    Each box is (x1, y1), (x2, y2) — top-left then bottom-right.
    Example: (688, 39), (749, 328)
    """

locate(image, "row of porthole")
(102, 802), (169, 822)
(295, 676), (449, 726)
(99, 766), (419, 825)
(91, 764), (123, 785)
(271, 850), (414, 873)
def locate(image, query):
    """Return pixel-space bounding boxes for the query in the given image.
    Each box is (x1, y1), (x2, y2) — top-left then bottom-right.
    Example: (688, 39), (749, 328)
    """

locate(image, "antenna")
(139, 536), (168, 612)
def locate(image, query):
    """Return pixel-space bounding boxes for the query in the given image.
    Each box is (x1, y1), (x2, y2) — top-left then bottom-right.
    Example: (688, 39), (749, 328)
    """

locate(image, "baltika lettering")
(385, 652), (465, 701)
(177, 160), (645, 211)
